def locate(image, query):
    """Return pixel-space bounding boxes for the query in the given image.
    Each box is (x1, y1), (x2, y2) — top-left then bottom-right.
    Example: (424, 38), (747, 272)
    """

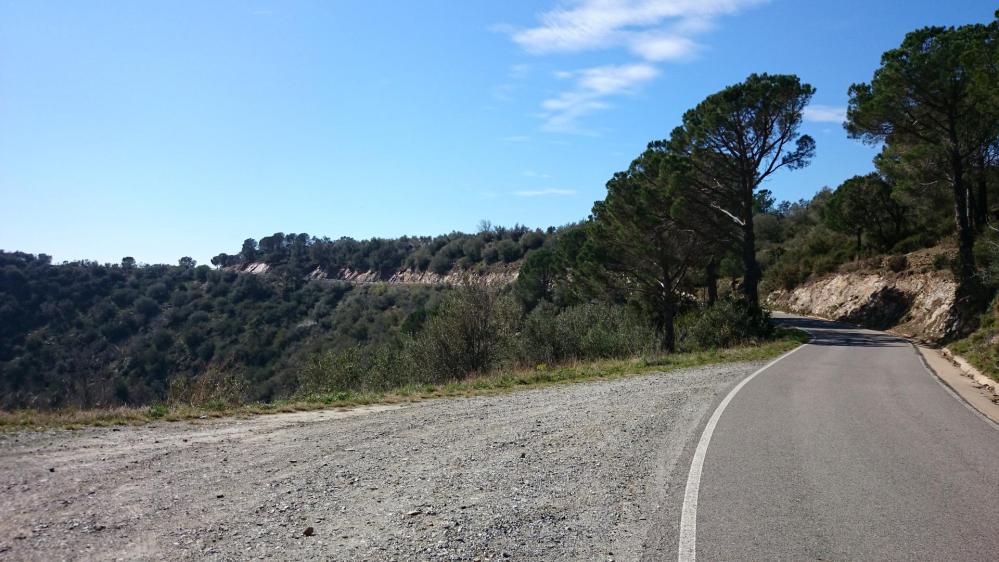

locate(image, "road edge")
(774, 308), (999, 429)
(914, 345), (999, 429)
(676, 343), (808, 562)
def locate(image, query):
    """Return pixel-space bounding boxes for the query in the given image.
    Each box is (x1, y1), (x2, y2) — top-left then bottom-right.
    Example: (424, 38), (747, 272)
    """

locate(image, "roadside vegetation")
(1, 12), (997, 416)
(0, 332), (805, 431)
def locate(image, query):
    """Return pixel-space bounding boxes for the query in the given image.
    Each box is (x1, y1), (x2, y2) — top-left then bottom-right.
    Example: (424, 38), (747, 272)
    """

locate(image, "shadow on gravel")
(775, 316), (910, 348)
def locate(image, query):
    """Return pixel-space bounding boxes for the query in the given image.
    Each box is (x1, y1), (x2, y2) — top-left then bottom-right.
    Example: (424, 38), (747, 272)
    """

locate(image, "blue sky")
(1, 0), (996, 266)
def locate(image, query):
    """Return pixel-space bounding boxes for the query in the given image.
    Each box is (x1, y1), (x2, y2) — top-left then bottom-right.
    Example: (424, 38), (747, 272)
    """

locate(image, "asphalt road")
(685, 315), (999, 561)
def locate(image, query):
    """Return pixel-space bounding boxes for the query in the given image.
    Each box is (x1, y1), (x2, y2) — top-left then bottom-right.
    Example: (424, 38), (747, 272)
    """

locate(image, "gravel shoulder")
(0, 362), (761, 561)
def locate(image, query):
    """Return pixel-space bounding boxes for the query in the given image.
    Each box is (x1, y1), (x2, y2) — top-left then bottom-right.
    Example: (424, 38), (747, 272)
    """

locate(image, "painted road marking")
(677, 344), (807, 562)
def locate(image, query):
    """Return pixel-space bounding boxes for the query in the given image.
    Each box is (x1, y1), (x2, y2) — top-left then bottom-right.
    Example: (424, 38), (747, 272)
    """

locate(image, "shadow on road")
(775, 316), (909, 348)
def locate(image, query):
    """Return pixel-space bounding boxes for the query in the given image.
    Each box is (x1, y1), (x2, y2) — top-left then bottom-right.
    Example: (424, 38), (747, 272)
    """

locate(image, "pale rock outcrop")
(242, 262), (270, 275)
(234, 262), (519, 287)
(312, 267), (518, 287)
(768, 269), (959, 342)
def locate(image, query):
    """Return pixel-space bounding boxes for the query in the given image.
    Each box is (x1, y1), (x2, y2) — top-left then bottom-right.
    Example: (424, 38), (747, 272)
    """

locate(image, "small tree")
(513, 248), (559, 310)
(825, 174), (907, 257)
(210, 253), (230, 268)
(410, 283), (519, 381)
(589, 152), (700, 352)
(240, 238), (258, 262)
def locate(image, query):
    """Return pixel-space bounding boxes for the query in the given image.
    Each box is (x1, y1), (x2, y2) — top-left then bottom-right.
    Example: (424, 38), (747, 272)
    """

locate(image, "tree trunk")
(968, 182), (979, 233)
(706, 258), (718, 306)
(976, 152), (988, 233)
(659, 302), (676, 353)
(952, 153), (977, 288)
(741, 186), (761, 308)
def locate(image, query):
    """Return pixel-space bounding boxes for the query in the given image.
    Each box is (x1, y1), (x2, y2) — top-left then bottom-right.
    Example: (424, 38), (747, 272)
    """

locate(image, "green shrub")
(298, 346), (366, 395)
(763, 261), (806, 292)
(365, 343), (417, 390)
(167, 368), (248, 407)
(891, 232), (936, 254)
(932, 253), (950, 271)
(520, 302), (655, 364)
(886, 254), (908, 273)
(676, 300), (774, 352)
(407, 284), (521, 382)
(148, 403), (169, 418)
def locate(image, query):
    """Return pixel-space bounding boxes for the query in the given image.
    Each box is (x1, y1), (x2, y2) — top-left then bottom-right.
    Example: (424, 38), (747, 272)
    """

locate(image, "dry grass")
(949, 307), (999, 383)
(0, 332), (806, 432)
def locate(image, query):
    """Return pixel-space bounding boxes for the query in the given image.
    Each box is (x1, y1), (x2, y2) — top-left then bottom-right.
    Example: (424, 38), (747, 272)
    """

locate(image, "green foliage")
(932, 253), (951, 272)
(0, 250), (446, 409)
(759, 197), (849, 292)
(588, 148), (703, 350)
(408, 284), (520, 382)
(949, 295), (999, 381)
(148, 403), (168, 418)
(514, 248), (559, 311)
(824, 174), (908, 254)
(217, 226), (552, 283)
(976, 233), (999, 289)
(295, 289), (666, 398)
(167, 367), (249, 409)
(846, 16), (999, 286)
(519, 302), (656, 365)
(670, 72), (816, 306)
(886, 255), (908, 273)
(298, 347), (366, 396)
(676, 300), (775, 352)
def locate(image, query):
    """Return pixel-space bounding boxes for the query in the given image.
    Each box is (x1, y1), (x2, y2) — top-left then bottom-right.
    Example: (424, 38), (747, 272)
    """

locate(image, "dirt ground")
(0, 362), (759, 561)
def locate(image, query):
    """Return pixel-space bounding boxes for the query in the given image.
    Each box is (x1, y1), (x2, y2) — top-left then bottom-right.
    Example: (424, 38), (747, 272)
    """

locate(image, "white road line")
(677, 344), (807, 562)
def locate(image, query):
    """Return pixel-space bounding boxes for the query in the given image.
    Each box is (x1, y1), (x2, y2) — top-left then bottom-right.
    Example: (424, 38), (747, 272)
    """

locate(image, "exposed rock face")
(237, 262), (518, 287)
(321, 267), (518, 287)
(242, 262), (270, 275)
(768, 269), (960, 342)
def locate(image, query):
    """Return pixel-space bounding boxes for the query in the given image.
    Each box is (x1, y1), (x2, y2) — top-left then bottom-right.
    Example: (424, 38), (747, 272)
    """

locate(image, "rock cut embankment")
(768, 251), (961, 342)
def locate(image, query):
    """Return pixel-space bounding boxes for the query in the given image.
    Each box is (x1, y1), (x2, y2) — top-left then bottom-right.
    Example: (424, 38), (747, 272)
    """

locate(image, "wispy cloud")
(502, 0), (766, 131)
(515, 188), (577, 197)
(804, 104), (847, 124)
(630, 33), (698, 61)
(541, 63), (659, 132)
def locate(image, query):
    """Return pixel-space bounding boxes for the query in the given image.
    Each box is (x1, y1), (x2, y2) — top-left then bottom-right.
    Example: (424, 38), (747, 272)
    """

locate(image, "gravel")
(0, 361), (761, 561)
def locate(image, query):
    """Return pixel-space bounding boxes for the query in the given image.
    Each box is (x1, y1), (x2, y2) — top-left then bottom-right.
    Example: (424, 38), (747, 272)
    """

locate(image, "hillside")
(211, 225), (551, 282)
(0, 226), (554, 410)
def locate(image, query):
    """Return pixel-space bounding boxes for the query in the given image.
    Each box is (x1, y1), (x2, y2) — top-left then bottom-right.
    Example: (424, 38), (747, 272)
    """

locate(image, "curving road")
(681, 315), (999, 561)
(2, 315), (999, 561)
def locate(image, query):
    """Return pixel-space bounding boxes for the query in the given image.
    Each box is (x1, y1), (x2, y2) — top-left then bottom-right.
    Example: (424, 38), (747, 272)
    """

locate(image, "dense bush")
(676, 300), (775, 352)
(294, 290), (786, 399)
(295, 289), (667, 397)
(407, 284), (520, 381)
(519, 302), (656, 365)
(886, 255), (908, 273)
